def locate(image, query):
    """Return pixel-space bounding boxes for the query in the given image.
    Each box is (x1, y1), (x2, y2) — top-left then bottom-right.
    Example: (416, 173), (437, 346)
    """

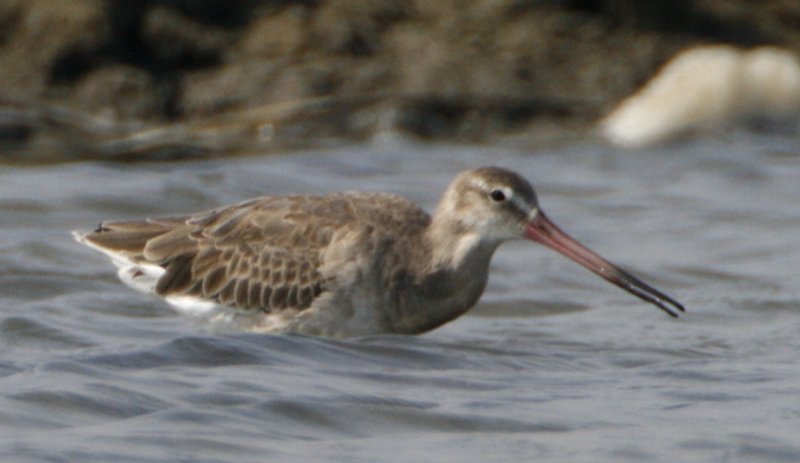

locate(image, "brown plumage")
(74, 167), (684, 337)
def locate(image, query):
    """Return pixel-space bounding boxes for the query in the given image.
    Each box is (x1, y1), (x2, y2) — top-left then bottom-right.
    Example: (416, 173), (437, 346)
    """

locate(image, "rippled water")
(2, 133), (800, 462)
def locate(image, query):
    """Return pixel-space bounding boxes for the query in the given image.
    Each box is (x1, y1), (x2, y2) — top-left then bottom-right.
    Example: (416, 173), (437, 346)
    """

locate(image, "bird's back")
(75, 192), (432, 320)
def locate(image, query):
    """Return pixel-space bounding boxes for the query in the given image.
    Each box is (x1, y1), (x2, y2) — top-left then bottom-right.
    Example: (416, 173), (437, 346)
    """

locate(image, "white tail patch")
(165, 295), (221, 317)
(74, 230), (240, 327)
(117, 263), (164, 294)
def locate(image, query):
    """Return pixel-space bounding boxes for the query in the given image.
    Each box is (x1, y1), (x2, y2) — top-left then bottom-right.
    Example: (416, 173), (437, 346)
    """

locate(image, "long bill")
(524, 211), (685, 317)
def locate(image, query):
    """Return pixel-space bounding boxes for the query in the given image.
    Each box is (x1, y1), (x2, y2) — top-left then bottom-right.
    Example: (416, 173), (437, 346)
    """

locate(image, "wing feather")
(77, 192), (431, 314)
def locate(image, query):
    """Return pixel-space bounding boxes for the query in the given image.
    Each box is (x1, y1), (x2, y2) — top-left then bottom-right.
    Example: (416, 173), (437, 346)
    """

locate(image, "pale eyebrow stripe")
(469, 181), (526, 212)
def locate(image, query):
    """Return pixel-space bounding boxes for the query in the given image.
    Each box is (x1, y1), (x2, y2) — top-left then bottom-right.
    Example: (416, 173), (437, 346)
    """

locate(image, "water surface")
(1, 133), (799, 462)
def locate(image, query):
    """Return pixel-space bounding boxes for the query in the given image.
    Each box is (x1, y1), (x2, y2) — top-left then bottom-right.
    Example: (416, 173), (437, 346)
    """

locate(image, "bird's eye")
(490, 189), (506, 202)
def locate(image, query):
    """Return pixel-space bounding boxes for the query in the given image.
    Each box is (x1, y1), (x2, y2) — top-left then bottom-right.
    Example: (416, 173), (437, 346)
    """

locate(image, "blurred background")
(3, 0), (800, 161)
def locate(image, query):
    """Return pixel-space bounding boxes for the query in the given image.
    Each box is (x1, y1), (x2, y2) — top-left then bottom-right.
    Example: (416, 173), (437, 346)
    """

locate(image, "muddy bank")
(2, 0), (800, 161)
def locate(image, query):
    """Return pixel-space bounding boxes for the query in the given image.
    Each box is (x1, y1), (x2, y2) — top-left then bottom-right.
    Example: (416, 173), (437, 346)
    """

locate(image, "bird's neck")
(424, 214), (501, 271)
(390, 217), (500, 333)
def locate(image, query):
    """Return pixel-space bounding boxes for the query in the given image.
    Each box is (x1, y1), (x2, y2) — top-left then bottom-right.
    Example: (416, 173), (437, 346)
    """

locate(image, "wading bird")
(74, 167), (684, 337)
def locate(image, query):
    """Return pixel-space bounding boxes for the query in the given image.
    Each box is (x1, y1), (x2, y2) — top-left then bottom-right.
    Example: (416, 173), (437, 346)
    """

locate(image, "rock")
(70, 65), (170, 120)
(2, 0), (800, 161)
(601, 45), (800, 148)
(0, 0), (107, 95)
(140, 5), (234, 68)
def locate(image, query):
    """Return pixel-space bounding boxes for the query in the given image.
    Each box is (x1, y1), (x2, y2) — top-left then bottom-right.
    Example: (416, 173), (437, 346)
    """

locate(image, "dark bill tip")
(524, 211), (686, 317)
